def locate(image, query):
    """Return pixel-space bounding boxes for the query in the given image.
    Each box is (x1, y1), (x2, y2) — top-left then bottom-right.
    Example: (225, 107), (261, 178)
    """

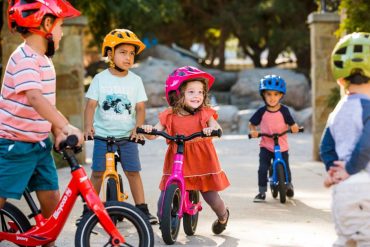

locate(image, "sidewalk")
(6, 133), (336, 246)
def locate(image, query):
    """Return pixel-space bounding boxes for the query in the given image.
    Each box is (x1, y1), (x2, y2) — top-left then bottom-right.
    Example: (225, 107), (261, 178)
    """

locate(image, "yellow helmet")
(101, 29), (146, 57)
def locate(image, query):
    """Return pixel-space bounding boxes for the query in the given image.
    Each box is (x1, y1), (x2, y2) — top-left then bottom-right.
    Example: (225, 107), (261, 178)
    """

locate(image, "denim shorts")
(92, 138), (141, 172)
(0, 137), (58, 199)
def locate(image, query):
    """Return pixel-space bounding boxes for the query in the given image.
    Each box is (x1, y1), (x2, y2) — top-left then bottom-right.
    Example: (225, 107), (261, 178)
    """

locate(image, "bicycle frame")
(270, 139), (290, 186)
(159, 151), (202, 219)
(0, 140), (125, 246)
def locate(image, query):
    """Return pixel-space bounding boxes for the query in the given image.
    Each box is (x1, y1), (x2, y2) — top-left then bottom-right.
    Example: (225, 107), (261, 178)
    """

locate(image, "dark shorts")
(92, 138), (141, 172)
(0, 137), (58, 199)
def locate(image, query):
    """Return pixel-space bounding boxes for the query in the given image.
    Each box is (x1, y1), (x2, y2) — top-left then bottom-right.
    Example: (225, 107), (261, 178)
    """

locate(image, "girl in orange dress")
(142, 66), (230, 234)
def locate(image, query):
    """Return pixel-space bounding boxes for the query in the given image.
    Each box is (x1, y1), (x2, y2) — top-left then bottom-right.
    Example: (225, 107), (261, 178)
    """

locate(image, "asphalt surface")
(5, 133), (336, 247)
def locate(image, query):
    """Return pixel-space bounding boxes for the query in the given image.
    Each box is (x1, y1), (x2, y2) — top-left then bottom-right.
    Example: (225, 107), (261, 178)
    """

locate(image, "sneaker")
(287, 183), (294, 198)
(253, 193), (266, 203)
(75, 204), (90, 226)
(212, 208), (229, 235)
(136, 203), (158, 225)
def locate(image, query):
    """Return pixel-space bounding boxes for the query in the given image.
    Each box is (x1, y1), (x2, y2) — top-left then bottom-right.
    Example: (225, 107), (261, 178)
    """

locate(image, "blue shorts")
(92, 138), (141, 172)
(0, 137), (58, 200)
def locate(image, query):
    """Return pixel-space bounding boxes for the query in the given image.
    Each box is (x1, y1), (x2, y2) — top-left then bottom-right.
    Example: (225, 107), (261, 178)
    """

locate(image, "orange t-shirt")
(158, 107), (230, 192)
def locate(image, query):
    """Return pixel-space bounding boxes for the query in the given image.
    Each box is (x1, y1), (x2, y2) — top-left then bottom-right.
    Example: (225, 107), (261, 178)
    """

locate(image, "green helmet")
(331, 32), (370, 80)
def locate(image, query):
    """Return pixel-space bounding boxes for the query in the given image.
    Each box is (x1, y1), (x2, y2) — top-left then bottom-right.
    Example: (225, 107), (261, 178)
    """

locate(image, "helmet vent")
(22, 9), (39, 18)
(352, 58), (363, 62)
(21, 0), (36, 4)
(354, 45), (362, 53)
(126, 31), (131, 37)
(365, 34), (370, 38)
(111, 30), (117, 35)
(117, 33), (123, 38)
(334, 61), (343, 68)
(178, 71), (186, 76)
(335, 47), (347, 55)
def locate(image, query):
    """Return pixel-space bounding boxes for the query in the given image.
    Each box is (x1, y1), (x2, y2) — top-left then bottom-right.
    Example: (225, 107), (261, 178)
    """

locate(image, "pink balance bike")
(0, 135), (154, 247)
(137, 127), (222, 245)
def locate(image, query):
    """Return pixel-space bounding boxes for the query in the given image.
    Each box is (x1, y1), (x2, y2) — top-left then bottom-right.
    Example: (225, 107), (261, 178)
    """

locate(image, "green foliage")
(337, 0), (370, 36)
(326, 87), (340, 108)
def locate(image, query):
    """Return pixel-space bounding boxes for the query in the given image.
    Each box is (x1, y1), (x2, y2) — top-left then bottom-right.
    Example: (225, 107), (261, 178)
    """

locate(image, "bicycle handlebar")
(136, 127), (222, 142)
(91, 135), (145, 146)
(248, 127), (304, 139)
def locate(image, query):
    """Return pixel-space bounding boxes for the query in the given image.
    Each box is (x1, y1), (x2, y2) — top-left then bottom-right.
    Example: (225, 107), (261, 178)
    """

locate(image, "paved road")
(6, 133), (336, 246)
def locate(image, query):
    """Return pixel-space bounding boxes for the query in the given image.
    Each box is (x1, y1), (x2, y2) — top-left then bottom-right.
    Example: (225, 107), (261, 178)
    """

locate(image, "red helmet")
(165, 66), (215, 105)
(8, 0), (80, 30)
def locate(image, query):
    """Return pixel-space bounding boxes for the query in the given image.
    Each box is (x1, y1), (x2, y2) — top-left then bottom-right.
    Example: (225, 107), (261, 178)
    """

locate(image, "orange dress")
(158, 107), (230, 192)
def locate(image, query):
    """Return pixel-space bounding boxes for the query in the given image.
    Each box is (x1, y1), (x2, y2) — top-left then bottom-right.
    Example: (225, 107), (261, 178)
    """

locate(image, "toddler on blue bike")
(249, 75), (299, 202)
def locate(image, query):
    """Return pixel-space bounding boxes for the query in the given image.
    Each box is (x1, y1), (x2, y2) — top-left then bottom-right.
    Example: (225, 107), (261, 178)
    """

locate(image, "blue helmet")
(259, 75), (286, 95)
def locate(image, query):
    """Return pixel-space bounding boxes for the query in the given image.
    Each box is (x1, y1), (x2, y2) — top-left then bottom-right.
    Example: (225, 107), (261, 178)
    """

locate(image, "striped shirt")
(0, 43), (56, 142)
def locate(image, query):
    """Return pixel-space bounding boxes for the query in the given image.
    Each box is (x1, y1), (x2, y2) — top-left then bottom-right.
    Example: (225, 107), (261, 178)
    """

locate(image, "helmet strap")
(114, 65), (126, 72)
(29, 18), (58, 57)
(183, 105), (200, 115)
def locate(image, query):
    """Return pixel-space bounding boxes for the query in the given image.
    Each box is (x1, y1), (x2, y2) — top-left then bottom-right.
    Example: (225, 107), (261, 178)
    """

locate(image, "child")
(249, 75), (299, 202)
(320, 32), (370, 247)
(84, 29), (157, 224)
(141, 66), (230, 234)
(0, 0), (83, 246)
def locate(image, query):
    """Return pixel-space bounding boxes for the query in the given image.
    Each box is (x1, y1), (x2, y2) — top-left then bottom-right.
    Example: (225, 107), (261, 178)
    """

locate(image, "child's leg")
(201, 191), (227, 221)
(258, 148), (274, 193)
(90, 171), (104, 194)
(0, 198), (5, 209)
(124, 171), (145, 204)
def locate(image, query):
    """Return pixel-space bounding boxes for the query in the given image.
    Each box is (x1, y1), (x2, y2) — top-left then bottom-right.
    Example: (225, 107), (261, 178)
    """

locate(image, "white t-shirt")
(86, 69), (147, 137)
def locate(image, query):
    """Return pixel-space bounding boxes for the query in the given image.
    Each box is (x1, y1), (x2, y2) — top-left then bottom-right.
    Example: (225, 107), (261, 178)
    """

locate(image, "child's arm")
(25, 89), (83, 147)
(84, 99), (97, 140)
(319, 127), (339, 171)
(248, 122), (259, 138)
(141, 122), (165, 140)
(131, 101), (146, 141)
(204, 116), (222, 136)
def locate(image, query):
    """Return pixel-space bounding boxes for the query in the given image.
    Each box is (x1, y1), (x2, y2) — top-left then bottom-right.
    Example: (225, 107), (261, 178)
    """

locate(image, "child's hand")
(84, 125), (95, 140)
(141, 125), (154, 133)
(290, 124), (300, 133)
(323, 174), (335, 188)
(330, 161), (350, 182)
(249, 130), (259, 138)
(54, 124), (83, 149)
(203, 127), (217, 136)
(130, 128), (145, 142)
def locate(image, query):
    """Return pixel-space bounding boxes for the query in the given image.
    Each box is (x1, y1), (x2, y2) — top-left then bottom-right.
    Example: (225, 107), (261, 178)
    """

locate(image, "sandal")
(212, 208), (229, 235)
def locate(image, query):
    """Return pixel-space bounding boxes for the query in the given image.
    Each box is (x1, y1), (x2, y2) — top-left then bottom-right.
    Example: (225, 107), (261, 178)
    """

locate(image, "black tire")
(277, 164), (287, 203)
(106, 177), (118, 202)
(0, 202), (32, 247)
(269, 166), (278, 198)
(75, 201), (154, 247)
(183, 190), (199, 236)
(160, 184), (181, 245)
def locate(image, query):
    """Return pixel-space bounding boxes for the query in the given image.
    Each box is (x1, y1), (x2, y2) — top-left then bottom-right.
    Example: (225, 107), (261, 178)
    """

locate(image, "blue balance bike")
(249, 127), (304, 203)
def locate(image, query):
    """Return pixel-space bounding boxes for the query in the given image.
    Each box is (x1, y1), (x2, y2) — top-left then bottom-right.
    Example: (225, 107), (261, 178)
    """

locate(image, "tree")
(337, 0), (370, 35)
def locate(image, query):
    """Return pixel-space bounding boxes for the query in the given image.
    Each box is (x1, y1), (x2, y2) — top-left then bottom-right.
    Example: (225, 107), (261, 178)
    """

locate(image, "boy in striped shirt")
(0, 1), (83, 245)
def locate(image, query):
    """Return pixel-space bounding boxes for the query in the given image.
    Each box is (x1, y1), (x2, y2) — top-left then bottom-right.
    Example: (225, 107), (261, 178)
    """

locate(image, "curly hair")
(168, 78), (210, 114)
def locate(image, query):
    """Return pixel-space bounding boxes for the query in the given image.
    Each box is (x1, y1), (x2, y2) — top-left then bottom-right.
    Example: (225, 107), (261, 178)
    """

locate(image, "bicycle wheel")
(160, 184), (181, 245)
(183, 190), (199, 236)
(277, 164), (287, 203)
(0, 202), (32, 247)
(106, 177), (118, 202)
(269, 166), (278, 198)
(75, 201), (154, 247)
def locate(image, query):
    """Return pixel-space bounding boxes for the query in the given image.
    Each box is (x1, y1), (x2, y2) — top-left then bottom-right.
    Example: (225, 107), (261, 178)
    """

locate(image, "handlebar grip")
(299, 127), (304, 133)
(136, 127), (158, 136)
(212, 129), (222, 137)
(59, 135), (78, 150)
(130, 137), (145, 145)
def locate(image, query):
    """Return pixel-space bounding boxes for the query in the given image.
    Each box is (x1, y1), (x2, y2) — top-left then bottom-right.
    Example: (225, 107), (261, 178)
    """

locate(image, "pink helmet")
(165, 66), (215, 105)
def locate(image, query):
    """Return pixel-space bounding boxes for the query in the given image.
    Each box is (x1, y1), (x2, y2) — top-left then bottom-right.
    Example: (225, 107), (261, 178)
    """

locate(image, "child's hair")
(168, 78), (210, 114)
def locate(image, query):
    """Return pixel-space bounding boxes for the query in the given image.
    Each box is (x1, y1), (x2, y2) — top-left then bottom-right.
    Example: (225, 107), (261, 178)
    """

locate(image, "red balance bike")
(0, 135), (154, 247)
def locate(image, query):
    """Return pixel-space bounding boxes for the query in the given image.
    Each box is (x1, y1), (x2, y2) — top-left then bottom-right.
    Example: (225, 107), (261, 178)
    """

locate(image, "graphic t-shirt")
(85, 69), (147, 137)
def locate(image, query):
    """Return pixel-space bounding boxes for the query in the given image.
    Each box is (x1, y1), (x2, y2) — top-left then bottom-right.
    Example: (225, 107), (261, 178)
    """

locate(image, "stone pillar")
(53, 16), (87, 131)
(308, 12), (340, 161)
